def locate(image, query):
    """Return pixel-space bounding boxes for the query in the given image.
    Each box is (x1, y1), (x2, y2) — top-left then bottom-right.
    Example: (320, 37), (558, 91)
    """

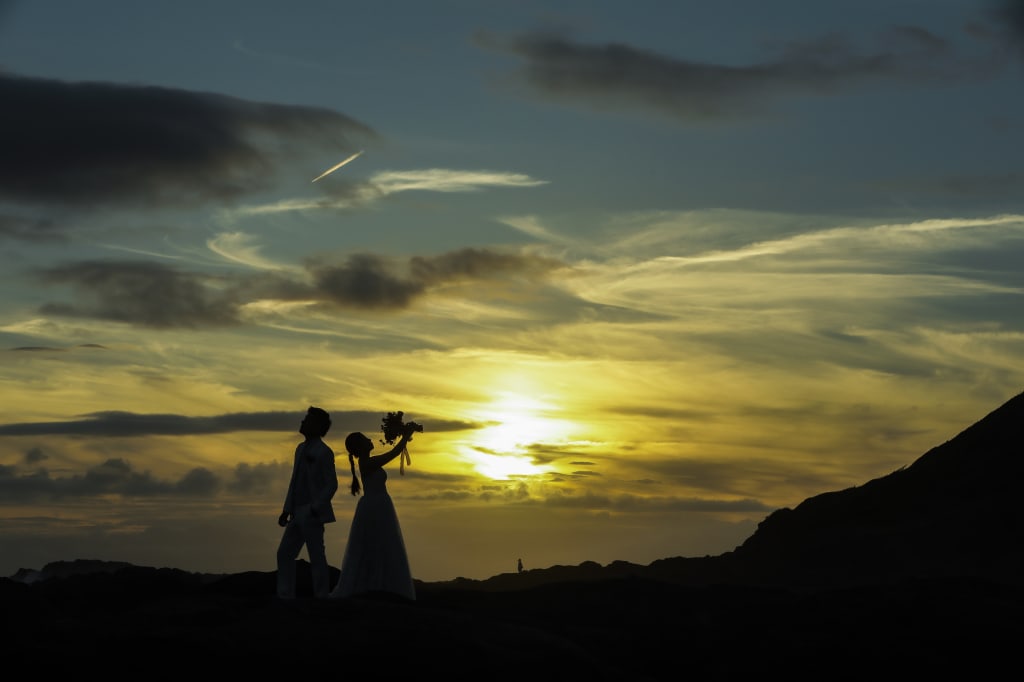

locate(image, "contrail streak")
(311, 150), (364, 182)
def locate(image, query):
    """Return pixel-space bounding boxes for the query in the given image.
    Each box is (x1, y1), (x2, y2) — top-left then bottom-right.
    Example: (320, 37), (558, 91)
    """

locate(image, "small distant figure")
(276, 406), (338, 599)
(517, 558), (524, 574)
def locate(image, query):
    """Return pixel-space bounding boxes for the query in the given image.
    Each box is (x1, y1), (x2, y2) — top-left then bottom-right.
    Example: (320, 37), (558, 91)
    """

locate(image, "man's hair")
(306, 406), (331, 436)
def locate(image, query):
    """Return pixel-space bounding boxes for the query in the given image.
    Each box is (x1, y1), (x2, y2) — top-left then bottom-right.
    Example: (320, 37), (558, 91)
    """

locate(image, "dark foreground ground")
(2, 564), (1022, 680)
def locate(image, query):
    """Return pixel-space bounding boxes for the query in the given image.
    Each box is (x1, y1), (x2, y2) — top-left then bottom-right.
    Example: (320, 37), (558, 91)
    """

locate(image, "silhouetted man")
(276, 406), (338, 599)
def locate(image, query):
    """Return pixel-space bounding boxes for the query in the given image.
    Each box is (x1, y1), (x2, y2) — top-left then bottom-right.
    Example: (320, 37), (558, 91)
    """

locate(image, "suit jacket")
(283, 438), (338, 523)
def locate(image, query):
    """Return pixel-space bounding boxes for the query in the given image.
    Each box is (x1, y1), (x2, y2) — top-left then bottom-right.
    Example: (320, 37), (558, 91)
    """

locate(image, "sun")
(461, 390), (571, 479)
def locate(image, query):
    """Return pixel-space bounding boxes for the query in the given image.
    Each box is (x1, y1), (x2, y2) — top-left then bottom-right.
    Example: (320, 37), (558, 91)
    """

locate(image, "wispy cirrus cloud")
(370, 169), (547, 193)
(206, 232), (298, 271)
(233, 168), (548, 216)
(648, 214), (1024, 267)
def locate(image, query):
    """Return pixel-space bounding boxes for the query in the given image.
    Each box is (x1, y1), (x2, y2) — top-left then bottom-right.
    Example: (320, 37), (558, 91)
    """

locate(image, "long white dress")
(330, 465), (416, 600)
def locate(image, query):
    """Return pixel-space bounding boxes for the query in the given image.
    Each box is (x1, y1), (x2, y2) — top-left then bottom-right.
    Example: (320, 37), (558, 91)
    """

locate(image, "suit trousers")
(276, 503), (330, 598)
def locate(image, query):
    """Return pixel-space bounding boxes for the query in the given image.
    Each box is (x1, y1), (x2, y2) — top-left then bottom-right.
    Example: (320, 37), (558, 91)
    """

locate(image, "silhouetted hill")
(9, 558), (136, 584)
(2, 560), (1021, 679)
(444, 388), (1024, 591)
(727, 388), (1024, 587)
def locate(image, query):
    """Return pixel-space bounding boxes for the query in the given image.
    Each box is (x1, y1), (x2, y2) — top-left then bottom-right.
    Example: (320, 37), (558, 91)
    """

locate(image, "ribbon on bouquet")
(400, 444), (411, 475)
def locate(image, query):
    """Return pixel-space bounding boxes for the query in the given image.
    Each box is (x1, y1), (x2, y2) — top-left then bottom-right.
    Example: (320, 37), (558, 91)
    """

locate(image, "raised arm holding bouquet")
(380, 410), (423, 475)
(329, 411), (423, 601)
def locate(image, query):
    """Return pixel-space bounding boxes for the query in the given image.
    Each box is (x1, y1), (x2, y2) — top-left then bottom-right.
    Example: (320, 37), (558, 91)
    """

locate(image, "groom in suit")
(276, 406), (339, 599)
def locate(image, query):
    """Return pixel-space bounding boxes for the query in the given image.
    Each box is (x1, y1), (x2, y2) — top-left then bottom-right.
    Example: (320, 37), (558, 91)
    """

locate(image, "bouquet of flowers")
(380, 411), (423, 475)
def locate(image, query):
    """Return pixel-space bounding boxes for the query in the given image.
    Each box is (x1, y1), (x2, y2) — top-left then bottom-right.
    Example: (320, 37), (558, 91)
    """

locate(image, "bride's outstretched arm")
(366, 430), (414, 468)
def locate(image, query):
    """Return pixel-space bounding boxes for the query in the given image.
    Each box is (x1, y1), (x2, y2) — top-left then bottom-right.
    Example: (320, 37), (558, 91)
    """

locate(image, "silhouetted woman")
(329, 424), (419, 601)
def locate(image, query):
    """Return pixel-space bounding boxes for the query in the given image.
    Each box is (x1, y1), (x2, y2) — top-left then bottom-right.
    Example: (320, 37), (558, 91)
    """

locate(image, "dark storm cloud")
(0, 457), (294, 502)
(8, 344), (106, 352)
(32, 247), (573, 326)
(36, 260), (241, 328)
(0, 457), (212, 500)
(311, 254), (425, 309)
(990, 0), (1024, 57)
(995, 0), (1024, 38)
(175, 467), (221, 496)
(0, 411), (475, 502)
(475, 24), (1004, 122)
(409, 247), (565, 284)
(0, 410), (305, 437)
(227, 461), (285, 495)
(306, 247), (569, 310)
(0, 73), (375, 208)
(23, 458), (171, 496)
(0, 410), (477, 437)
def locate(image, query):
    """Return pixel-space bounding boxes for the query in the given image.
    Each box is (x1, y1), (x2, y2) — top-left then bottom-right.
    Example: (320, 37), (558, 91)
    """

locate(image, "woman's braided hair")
(344, 432), (364, 496)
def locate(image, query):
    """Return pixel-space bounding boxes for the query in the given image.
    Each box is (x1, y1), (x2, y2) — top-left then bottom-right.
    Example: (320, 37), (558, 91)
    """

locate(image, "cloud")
(0, 73), (375, 208)
(233, 168), (548, 216)
(991, 0), (1024, 56)
(309, 247), (570, 310)
(0, 411), (297, 437)
(28, 247), (571, 327)
(495, 215), (570, 245)
(310, 254), (425, 309)
(0, 457), (232, 501)
(0, 457), (174, 498)
(0, 410), (477, 437)
(369, 169), (547, 193)
(994, 0), (1024, 36)
(206, 231), (296, 271)
(36, 260), (242, 328)
(175, 467), (221, 496)
(475, 24), (1006, 122)
(409, 247), (566, 284)
(539, 489), (771, 513)
(0, 213), (66, 242)
(591, 213), (1024, 273)
(227, 461), (285, 495)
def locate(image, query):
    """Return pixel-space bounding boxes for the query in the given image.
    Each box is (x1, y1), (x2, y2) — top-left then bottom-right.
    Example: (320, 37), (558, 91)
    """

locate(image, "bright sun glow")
(470, 452), (546, 479)
(461, 390), (571, 479)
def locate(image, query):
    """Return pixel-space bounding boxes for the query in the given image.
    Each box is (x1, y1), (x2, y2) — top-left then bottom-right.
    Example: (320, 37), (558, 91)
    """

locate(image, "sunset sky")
(2, 0), (1023, 582)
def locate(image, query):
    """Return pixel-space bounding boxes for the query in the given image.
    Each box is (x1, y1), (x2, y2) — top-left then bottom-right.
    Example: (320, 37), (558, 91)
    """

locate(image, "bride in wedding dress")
(330, 424), (419, 601)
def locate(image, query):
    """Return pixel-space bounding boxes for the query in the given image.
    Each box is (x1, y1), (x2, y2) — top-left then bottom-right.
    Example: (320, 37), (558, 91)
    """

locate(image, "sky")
(1, 0), (1023, 583)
